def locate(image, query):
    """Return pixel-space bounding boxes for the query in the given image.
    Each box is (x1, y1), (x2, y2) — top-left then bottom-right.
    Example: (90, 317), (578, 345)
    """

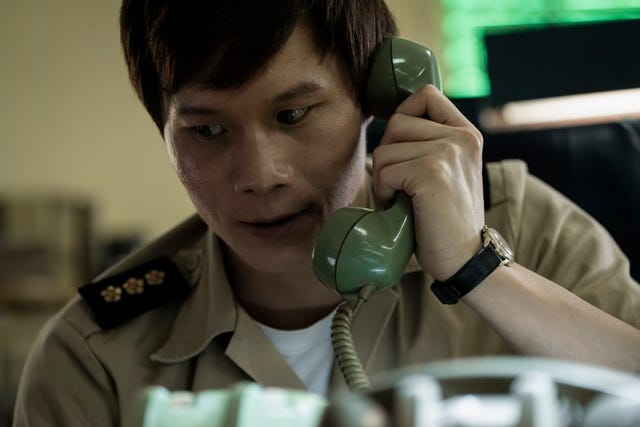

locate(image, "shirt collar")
(150, 229), (237, 363)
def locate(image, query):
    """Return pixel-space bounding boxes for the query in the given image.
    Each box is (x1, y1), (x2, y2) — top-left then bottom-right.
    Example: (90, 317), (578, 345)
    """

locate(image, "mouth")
(248, 212), (302, 227)
(240, 209), (311, 239)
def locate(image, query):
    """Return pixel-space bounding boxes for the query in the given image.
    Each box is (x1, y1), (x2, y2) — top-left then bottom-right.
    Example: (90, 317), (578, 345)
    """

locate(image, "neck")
(225, 248), (342, 330)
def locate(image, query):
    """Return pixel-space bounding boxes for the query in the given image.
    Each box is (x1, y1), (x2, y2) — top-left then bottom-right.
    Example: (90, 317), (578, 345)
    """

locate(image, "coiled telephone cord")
(330, 284), (378, 392)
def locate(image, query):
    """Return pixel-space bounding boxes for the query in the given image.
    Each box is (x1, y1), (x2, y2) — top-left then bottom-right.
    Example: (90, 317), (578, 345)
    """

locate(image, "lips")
(239, 209), (310, 240)
(245, 211), (302, 226)
(250, 215), (297, 228)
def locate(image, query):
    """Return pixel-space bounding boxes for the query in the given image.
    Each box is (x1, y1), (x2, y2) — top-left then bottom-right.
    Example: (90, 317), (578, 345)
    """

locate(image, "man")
(13, 1), (640, 426)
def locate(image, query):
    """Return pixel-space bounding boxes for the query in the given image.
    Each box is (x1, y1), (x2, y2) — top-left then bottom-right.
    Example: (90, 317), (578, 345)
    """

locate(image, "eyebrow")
(175, 81), (325, 117)
(175, 105), (221, 117)
(271, 81), (324, 103)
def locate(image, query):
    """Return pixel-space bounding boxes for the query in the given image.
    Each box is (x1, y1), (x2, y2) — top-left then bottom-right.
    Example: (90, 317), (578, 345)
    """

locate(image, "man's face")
(163, 23), (367, 275)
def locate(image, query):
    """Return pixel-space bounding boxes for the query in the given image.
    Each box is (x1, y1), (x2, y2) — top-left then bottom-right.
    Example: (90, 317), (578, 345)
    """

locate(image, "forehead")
(192, 21), (322, 89)
(168, 23), (349, 108)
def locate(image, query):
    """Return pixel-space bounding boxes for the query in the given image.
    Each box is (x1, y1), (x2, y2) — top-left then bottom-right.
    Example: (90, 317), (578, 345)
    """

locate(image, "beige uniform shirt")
(13, 160), (640, 426)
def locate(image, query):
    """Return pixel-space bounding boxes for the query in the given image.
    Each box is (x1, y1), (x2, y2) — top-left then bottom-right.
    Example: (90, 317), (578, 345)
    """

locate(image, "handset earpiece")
(312, 37), (441, 298)
(365, 37), (441, 119)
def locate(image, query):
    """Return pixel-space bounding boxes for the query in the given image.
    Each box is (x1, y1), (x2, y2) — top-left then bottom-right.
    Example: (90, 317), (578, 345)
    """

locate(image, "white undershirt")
(258, 310), (336, 397)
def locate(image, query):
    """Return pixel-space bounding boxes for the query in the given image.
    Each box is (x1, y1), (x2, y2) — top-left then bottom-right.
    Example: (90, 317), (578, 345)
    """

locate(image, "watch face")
(485, 227), (514, 262)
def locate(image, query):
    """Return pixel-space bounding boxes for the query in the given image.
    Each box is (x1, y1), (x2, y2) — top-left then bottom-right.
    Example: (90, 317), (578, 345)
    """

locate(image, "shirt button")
(187, 254), (200, 272)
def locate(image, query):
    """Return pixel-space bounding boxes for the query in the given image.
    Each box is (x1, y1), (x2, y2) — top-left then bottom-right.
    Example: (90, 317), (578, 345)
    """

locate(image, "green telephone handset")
(312, 37), (441, 393)
(312, 37), (441, 299)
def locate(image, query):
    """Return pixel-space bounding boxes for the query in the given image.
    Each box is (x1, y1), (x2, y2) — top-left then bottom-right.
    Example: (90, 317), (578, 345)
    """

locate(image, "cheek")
(165, 132), (210, 187)
(166, 144), (193, 185)
(174, 154), (204, 188)
(165, 139), (223, 215)
(309, 111), (366, 207)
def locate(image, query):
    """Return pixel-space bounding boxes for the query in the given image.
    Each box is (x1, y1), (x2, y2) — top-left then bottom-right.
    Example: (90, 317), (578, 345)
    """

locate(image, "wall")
(387, 0), (445, 76)
(0, 0), (443, 244)
(0, 0), (192, 243)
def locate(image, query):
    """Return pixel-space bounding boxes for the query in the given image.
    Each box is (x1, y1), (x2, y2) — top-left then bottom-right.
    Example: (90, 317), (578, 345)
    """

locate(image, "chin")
(244, 258), (313, 278)
(229, 240), (314, 276)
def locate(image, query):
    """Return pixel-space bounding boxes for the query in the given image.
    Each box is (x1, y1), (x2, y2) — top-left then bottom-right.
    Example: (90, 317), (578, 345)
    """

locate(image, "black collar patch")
(78, 256), (191, 330)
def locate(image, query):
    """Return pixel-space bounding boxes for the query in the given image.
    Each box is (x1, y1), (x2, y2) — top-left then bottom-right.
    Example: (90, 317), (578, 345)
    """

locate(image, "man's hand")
(371, 84), (485, 281)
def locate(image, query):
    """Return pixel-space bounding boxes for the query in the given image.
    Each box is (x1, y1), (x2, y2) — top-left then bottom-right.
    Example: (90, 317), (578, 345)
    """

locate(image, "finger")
(372, 141), (458, 203)
(395, 84), (479, 134)
(373, 154), (440, 203)
(378, 113), (454, 147)
(373, 123), (483, 186)
(372, 140), (446, 186)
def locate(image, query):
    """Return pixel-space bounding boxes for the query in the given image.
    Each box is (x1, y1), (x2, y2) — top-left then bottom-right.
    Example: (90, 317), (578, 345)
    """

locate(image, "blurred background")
(1, 0), (640, 424)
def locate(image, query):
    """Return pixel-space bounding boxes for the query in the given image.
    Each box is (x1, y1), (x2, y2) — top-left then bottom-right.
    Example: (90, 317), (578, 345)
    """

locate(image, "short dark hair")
(120, 0), (397, 132)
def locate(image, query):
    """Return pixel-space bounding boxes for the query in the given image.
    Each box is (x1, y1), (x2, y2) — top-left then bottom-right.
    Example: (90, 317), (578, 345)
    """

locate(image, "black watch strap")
(430, 244), (503, 305)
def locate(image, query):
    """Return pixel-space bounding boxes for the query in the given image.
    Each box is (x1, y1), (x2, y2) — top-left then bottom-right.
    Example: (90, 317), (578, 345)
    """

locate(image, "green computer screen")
(441, 0), (640, 98)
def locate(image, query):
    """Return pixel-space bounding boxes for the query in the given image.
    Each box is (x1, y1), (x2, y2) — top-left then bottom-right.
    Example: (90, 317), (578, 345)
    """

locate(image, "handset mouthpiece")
(312, 193), (415, 299)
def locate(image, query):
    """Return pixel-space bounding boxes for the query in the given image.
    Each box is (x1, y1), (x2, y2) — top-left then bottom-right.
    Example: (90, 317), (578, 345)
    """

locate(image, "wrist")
(430, 226), (514, 305)
(432, 241), (483, 282)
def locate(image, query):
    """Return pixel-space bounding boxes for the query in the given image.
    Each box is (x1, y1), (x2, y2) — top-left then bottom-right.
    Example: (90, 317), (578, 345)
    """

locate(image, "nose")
(231, 129), (293, 194)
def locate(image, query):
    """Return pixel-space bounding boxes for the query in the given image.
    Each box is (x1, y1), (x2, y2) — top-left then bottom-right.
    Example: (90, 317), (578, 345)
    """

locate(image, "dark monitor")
(483, 19), (640, 106)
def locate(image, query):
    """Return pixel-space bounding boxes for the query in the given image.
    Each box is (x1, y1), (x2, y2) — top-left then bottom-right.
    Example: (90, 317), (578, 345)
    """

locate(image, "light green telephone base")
(130, 382), (327, 427)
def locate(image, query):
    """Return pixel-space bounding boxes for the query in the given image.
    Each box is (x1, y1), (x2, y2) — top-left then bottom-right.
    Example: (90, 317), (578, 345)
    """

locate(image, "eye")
(276, 107), (311, 125)
(192, 124), (226, 139)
